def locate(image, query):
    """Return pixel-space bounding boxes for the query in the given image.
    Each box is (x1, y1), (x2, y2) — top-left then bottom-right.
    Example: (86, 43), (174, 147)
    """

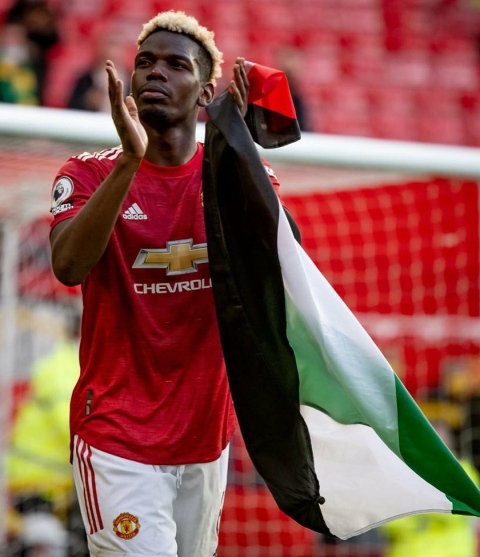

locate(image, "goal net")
(0, 103), (479, 557)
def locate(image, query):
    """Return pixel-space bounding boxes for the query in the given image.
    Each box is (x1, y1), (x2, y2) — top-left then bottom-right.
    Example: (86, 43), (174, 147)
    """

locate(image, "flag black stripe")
(203, 90), (331, 535)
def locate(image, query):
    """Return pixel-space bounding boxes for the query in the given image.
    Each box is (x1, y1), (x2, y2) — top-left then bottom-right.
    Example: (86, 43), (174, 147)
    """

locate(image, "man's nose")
(148, 63), (167, 79)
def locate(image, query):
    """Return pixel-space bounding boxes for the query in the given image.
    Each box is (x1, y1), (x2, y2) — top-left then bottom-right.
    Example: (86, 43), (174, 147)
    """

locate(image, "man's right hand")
(106, 59), (148, 161)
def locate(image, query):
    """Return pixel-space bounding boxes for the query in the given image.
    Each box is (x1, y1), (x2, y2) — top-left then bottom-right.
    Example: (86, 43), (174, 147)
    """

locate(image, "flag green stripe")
(282, 269), (401, 456)
(277, 202), (480, 517)
(395, 376), (480, 515)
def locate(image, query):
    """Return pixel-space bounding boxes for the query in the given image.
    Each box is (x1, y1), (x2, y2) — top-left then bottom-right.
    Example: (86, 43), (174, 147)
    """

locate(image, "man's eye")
(136, 59), (151, 67)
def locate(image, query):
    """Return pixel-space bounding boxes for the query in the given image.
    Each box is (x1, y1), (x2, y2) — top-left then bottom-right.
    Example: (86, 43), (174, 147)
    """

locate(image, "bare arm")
(50, 61), (148, 286)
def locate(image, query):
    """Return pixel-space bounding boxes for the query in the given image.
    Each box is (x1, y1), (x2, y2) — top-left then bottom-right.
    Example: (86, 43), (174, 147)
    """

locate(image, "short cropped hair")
(137, 10), (223, 85)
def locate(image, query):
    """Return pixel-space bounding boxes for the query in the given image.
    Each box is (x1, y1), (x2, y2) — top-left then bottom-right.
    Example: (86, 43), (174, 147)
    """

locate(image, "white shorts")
(72, 435), (229, 557)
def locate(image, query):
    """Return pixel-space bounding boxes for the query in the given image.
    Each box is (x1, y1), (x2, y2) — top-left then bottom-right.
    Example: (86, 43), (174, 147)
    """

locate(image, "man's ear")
(198, 82), (215, 107)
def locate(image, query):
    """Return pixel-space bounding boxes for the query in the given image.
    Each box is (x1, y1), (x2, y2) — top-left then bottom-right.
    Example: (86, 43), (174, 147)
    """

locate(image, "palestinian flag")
(202, 65), (480, 540)
(241, 61), (300, 148)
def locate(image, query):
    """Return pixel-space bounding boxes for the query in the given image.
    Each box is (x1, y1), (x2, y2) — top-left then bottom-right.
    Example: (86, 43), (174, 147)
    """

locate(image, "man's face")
(131, 30), (209, 128)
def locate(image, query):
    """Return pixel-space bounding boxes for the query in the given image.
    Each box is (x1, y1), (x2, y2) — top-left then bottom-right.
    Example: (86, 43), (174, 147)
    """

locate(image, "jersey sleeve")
(261, 158), (283, 202)
(50, 157), (103, 230)
(261, 158), (301, 242)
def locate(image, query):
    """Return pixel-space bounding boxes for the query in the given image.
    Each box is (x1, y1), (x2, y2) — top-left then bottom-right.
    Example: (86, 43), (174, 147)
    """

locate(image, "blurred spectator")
(444, 356), (480, 472)
(67, 33), (130, 112)
(381, 403), (479, 557)
(6, 0), (59, 105)
(6, 303), (85, 556)
(276, 46), (310, 132)
(0, 22), (39, 104)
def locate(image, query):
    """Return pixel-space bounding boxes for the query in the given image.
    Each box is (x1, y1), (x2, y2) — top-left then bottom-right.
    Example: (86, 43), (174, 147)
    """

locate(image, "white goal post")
(2, 103), (480, 179)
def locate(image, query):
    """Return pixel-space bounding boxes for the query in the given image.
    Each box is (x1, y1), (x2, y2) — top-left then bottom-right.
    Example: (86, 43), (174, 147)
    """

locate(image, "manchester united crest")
(112, 512), (141, 540)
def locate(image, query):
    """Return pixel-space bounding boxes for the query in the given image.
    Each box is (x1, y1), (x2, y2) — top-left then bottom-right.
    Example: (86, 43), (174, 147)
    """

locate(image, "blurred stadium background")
(1, 0), (480, 555)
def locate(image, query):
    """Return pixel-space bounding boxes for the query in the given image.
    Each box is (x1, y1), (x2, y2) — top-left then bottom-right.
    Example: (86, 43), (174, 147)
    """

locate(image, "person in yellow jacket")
(6, 305), (81, 555)
(382, 404), (479, 557)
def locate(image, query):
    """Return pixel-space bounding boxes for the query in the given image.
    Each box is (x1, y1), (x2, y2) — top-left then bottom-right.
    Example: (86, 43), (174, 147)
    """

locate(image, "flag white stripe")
(275, 201), (453, 539)
(276, 200), (400, 453)
(301, 405), (451, 539)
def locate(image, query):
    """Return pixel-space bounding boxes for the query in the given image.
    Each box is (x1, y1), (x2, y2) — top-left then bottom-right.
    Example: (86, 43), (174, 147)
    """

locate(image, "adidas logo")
(122, 203), (147, 220)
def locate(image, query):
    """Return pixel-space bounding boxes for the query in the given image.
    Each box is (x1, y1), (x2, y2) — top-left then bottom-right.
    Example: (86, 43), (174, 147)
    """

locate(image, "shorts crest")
(112, 512), (141, 540)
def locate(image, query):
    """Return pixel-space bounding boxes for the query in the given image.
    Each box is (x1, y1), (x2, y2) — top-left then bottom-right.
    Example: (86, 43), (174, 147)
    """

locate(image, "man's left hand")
(230, 57), (249, 118)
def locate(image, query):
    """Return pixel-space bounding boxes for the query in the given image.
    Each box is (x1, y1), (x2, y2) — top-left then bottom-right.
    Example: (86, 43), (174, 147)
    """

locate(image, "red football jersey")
(50, 144), (281, 465)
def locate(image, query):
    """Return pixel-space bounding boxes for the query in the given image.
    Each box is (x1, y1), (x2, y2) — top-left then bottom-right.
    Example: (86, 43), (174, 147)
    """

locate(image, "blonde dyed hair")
(137, 10), (223, 85)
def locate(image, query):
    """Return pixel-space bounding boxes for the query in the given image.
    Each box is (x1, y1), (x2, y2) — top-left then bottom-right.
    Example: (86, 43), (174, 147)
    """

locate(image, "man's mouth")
(139, 86), (169, 100)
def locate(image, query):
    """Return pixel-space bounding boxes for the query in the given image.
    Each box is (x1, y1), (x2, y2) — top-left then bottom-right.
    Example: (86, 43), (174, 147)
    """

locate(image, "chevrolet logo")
(133, 239), (208, 275)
